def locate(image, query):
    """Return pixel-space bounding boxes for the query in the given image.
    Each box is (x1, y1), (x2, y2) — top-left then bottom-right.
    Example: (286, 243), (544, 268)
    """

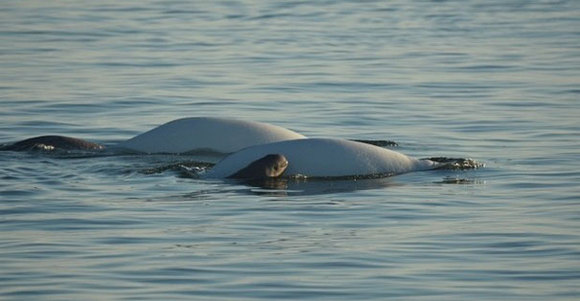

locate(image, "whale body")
(0, 135), (104, 152)
(117, 117), (306, 154)
(205, 138), (439, 178)
(2, 118), (454, 179)
(2, 117), (306, 154)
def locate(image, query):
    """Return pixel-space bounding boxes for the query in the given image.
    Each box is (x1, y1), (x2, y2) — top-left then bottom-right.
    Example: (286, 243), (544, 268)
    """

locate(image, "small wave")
(434, 177), (485, 185)
(426, 157), (484, 170)
(141, 161), (212, 178)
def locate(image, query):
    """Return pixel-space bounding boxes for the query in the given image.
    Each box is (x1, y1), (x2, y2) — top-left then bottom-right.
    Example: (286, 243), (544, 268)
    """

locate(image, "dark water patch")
(33, 102), (112, 115)
(2, 245), (85, 260)
(12, 120), (79, 128)
(300, 81), (395, 92)
(434, 177), (483, 185)
(0, 30), (111, 38)
(96, 61), (180, 68)
(163, 9), (208, 16)
(0, 206), (59, 215)
(95, 236), (167, 245)
(1, 289), (74, 298)
(0, 189), (40, 198)
(89, 5), (157, 13)
(2, 218), (141, 232)
(449, 269), (580, 282)
(563, 89), (580, 94)
(456, 64), (518, 72)
(415, 82), (497, 91)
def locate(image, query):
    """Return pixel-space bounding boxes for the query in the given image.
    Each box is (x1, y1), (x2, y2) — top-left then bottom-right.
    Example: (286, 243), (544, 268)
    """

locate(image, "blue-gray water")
(1, 1), (579, 300)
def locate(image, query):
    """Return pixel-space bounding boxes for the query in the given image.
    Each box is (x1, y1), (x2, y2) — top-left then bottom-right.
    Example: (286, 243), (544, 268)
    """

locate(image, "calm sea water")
(1, 0), (579, 300)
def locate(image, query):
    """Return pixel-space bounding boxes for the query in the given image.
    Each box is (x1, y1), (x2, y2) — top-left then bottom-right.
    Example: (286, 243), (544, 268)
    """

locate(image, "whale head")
(227, 154), (288, 179)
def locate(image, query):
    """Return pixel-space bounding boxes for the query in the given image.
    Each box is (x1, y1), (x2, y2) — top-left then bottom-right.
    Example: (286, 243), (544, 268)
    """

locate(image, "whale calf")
(206, 138), (439, 178)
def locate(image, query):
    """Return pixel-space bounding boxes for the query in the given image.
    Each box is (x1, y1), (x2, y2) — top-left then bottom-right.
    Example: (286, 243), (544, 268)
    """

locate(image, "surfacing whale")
(205, 138), (439, 179)
(1, 135), (104, 152)
(3, 117), (476, 180)
(1, 117), (306, 154)
(117, 117), (306, 154)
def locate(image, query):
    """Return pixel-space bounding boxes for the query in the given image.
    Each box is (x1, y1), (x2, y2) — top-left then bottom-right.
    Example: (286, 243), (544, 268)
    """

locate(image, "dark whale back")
(227, 154), (288, 179)
(1, 135), (104, 151)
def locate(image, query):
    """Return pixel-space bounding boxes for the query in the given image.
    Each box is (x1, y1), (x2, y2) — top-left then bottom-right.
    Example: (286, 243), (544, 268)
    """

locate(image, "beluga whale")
(2, 117), (478, 181)
(1, 135), (105, 152)
(1, 117), (306, 154)
(117, 117), (306, 154)
(205, 138), (440, 179)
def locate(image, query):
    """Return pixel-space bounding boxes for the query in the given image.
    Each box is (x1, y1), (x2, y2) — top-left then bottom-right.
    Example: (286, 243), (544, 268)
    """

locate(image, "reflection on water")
(228, 177), (402, 196)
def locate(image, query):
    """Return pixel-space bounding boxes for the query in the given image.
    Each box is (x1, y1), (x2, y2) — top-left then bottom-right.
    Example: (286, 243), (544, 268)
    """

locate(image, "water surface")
(1, 0), (579, 300)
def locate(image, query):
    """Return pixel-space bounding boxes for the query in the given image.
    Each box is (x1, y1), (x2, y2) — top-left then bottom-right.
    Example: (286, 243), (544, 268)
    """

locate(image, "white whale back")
(117, 117), (306, 154)
(206, 138), (438, 178)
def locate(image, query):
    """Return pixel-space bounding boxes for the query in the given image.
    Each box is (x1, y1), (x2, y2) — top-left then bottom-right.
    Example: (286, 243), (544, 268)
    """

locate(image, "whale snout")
(227, 153), (289, 179)
(266, 154), (288, 177)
